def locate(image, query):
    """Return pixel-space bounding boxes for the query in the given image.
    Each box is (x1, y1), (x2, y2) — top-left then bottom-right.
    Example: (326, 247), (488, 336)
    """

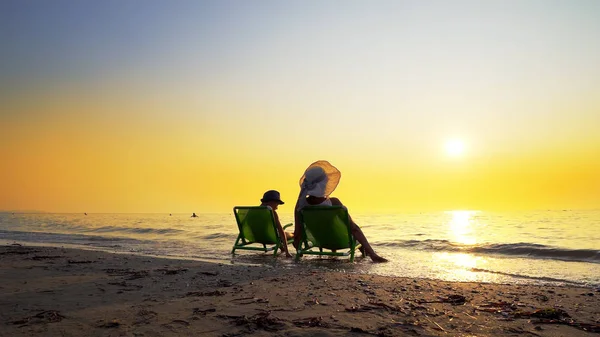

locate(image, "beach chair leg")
(231, 236), (242, 255)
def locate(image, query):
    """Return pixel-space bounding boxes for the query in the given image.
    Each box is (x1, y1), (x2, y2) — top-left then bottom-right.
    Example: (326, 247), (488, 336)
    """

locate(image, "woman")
(293, 160), (388, 263)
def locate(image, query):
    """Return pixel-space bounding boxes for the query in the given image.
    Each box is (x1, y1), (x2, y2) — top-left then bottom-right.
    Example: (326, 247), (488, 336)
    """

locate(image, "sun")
(444, 139), (465, 157)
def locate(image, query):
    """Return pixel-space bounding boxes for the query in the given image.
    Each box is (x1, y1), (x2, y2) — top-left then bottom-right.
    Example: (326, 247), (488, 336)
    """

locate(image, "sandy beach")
(0, 244), (598, 337)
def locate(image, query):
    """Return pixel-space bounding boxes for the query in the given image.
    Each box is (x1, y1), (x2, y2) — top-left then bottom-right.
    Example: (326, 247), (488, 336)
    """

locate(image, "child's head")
(260, 190), (284, 210)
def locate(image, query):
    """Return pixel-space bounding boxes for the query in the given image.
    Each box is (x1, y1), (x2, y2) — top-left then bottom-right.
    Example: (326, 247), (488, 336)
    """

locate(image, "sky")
(1, 0), (599, 213)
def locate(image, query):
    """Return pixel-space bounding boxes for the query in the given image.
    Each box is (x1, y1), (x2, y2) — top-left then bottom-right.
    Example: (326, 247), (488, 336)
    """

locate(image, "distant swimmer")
(169, 213), (172, 216)
(191, 212), (198, 218)
(84, 213), (87, 215)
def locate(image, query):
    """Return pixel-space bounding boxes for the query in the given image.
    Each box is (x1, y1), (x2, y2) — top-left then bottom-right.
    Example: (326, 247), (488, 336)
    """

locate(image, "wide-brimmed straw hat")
(298, 160), (341, 197)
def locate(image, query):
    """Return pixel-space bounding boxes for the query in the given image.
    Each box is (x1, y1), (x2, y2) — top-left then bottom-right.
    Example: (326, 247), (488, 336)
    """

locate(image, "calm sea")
(1, 210), (598, 288)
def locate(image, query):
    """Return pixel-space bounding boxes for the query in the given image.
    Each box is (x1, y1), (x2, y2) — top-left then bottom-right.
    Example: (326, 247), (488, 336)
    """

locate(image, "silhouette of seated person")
(260, 190), (294, 258)
(293, 160), (388, 263)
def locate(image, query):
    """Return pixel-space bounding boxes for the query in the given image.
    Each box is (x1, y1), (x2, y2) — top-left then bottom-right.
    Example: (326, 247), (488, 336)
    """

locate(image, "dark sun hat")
(261, 190), (284, 204)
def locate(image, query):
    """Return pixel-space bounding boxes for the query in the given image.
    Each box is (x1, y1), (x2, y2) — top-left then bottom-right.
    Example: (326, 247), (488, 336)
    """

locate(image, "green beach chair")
(296, 206), (363, 262)
(231, 206), (293, 257)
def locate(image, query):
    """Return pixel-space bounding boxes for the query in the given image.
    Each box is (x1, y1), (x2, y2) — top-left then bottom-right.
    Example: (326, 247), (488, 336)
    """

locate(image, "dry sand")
(0, 244), (598, 337)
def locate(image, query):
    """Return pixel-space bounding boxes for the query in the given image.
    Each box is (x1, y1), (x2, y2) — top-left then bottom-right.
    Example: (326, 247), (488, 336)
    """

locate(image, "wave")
(201, 233), (233, 240)
(0, 229), (133, 244)
(378, 239), (600, 263)
(84, 226), (185, 235)
(469, 268), (585, 285)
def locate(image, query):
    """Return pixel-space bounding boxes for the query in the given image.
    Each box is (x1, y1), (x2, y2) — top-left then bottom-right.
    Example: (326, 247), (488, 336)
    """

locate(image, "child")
(260, 190), (294, 258)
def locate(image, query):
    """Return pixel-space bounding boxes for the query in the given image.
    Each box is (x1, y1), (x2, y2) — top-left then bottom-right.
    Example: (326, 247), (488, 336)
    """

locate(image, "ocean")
(1, 210), (598, 288)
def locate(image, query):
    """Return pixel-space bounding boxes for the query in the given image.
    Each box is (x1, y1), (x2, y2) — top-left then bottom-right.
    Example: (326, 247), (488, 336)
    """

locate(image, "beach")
(1, 244), (598, 337)
(4, 1), (600, 336)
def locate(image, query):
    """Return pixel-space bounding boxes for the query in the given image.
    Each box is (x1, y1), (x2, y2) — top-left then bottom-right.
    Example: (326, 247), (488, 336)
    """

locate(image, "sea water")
(0, 210), (598, 287)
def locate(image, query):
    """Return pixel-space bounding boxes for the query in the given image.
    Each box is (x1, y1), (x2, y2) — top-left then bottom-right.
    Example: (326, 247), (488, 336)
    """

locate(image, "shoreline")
(1, 244), (598, 336)
(5, 238), (598, 289)
(3, 211), (599, 289)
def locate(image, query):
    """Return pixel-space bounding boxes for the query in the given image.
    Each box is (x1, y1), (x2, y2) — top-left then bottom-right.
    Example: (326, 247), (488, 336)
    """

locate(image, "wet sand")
(0, 244), (598, 336)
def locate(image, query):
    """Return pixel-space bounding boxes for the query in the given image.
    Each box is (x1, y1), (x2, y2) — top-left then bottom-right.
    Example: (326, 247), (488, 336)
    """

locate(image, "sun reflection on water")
(447, 210), (478, 245)
(431, 210), (500, 282)
(432, 252), (498, 282)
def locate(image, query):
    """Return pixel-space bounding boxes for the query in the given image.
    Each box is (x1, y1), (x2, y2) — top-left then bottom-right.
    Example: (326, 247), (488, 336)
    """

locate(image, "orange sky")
(2, 1), (599, 213)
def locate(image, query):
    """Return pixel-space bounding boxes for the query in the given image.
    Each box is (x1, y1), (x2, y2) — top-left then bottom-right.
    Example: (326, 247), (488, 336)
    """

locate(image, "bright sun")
(444, 139), (465, 157)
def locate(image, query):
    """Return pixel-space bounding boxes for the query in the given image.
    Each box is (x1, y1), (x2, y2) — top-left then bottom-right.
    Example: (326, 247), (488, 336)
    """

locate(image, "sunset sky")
(1, 0), (599, 213)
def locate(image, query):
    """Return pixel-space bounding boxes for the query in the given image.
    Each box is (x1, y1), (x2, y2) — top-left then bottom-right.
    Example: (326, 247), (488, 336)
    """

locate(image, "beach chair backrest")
(233, 206), (279, 244)
(301, 206), (353, 250)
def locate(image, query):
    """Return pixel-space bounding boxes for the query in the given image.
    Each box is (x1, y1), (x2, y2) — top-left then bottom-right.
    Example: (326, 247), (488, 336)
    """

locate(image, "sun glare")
(444, 139), (465, 157)
(447, 210), (477, 245)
